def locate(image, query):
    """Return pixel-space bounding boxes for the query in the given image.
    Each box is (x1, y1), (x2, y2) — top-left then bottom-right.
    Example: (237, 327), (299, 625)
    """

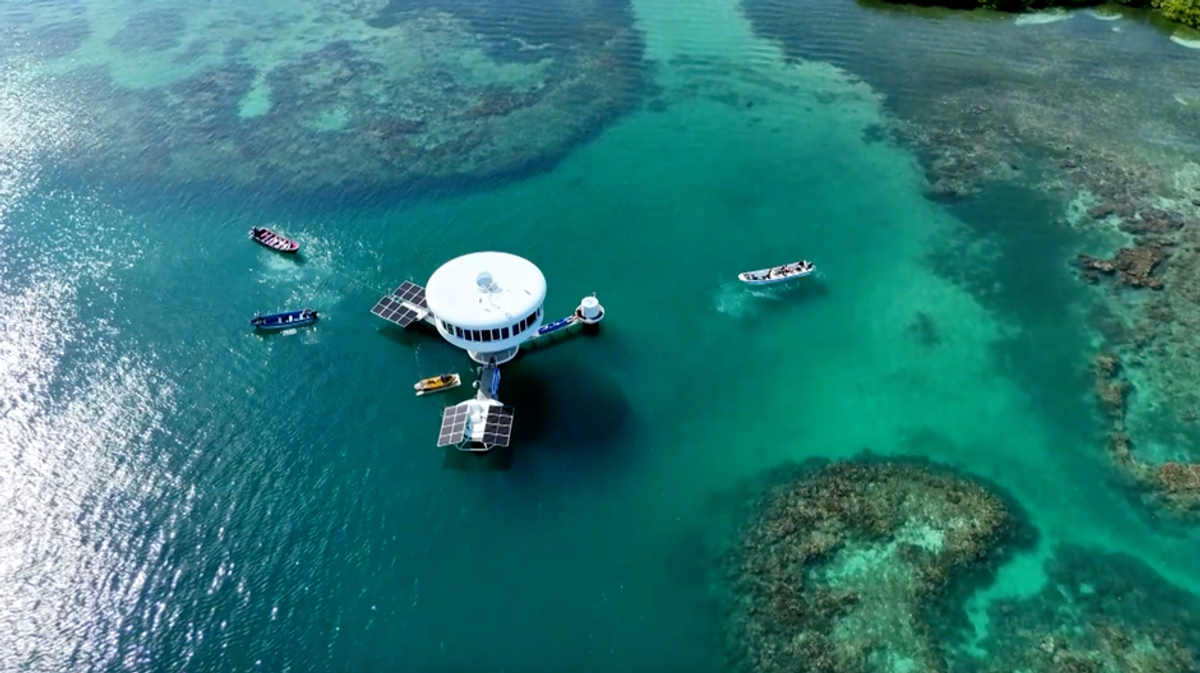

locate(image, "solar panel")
(371, 296), (421, 328)
(391, 306), (420, 327)
(482, 405), (515, 447)
(371, 296), (399, 317)
(437, 403), (472, 447)
(393, 281), (428, 309)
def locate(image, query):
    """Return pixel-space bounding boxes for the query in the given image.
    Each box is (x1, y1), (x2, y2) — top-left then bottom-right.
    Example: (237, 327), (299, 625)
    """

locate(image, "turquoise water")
(4, 0), (1200, 671)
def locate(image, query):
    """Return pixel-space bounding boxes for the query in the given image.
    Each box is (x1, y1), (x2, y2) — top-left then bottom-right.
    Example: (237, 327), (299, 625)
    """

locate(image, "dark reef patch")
(368, 0), (641, 62)
(967, 544), (1200, 673)
(109, 8), (188, 54)
(928, 183), (1100, 441)
(4, 18), (92, 60)
(40, 2), (647, 209)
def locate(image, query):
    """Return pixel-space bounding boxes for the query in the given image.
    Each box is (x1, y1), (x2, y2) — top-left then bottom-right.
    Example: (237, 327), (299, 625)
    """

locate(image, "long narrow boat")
(249, 226), (300, 254)
(251, 308), (319, 331)
(537, 315), (576, 336)
(738, 260), (815, 285)
(414, 373), (462, 397)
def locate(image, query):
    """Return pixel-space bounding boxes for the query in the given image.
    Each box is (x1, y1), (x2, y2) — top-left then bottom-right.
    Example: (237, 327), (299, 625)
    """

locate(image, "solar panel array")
(437, 403), (472, 447)
(482, 405), (515, 447)
(393, 281), (428, 309)
(370, 296), (421, 328)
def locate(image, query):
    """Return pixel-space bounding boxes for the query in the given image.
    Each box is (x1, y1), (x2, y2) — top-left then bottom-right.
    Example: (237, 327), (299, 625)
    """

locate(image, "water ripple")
(0, 285), (174, 670)
(0, 57), (169, 669)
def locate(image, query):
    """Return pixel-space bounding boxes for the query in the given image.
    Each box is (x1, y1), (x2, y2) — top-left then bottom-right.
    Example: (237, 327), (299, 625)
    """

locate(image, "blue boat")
(536, 316), (574, 336)
(251, 308), (319, 331)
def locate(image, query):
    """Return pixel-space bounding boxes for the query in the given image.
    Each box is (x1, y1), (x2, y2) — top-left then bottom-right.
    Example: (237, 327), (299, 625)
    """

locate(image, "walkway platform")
(521, 296), (604, 352)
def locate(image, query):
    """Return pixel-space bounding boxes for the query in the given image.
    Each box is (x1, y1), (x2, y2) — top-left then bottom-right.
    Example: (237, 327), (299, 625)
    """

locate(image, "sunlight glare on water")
(0, 58), (173, 671)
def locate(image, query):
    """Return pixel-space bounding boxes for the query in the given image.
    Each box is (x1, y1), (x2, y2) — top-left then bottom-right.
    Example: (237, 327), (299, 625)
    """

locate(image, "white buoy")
(578, 294), (604, 324)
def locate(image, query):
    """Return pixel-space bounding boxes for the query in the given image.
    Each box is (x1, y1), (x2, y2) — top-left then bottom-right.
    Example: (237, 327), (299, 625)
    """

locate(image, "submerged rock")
(717, 455), (1034, 673)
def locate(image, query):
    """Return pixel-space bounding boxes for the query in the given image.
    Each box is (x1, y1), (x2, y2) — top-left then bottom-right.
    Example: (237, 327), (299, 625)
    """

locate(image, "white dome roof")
(425, 251), (547, 329)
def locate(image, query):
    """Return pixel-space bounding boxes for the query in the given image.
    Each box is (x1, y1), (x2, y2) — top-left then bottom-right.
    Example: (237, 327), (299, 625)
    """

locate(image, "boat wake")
(714, 269), (827, 317)
(255, 234), (349, 315)
(260, 253), (300, 275)
(713, 281), (781, 317)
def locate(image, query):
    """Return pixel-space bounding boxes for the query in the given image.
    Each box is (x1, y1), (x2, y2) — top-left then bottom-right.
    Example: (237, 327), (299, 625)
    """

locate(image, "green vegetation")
(884, 0), (1200, 29)
(1153, 0), (1200, 28)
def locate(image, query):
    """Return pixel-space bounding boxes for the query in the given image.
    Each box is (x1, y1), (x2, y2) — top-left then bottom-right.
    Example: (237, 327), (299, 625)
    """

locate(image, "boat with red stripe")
(249, 226), (300, 253)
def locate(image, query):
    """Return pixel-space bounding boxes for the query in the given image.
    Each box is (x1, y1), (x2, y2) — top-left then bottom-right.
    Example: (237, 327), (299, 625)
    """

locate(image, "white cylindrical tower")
(578, 294), (604, 324)
(425, 251), (546, 365)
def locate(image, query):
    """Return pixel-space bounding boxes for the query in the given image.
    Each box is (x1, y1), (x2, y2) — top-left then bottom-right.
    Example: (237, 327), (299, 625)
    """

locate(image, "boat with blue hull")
(537, 316), (575, 336)
(251, 308), (319, 331)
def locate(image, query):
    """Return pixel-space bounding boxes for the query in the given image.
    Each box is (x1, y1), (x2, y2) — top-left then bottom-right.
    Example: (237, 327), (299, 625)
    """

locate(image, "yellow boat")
(414, 373), (461, 396)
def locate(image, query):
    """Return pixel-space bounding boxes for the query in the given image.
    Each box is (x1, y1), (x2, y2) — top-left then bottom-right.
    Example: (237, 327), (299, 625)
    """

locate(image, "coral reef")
(971, 544), (1200, 673)
(1079, 246), (1165, 289)
(1091, 342), (1200, 516)
(1076, 171), (1200, 516)
(1092, 352), (1132, 421)
(35, 0), (647, 202)
(108, 9), (188, 54)
(713, 458), (1200, 673)
(717, 455), (1034, 673)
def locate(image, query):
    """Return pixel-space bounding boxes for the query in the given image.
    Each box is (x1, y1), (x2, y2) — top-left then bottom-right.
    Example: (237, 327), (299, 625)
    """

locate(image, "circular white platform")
(426, 251), (547, 359)
(426, 252), (546, 328)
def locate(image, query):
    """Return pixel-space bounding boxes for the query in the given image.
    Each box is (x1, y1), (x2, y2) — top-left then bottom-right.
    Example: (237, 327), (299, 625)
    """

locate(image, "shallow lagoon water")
(3, 0), (1200, 670)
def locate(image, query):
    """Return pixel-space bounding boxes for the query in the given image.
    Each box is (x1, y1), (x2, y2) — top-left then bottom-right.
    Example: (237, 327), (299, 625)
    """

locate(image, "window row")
(441, 307), (541, 343)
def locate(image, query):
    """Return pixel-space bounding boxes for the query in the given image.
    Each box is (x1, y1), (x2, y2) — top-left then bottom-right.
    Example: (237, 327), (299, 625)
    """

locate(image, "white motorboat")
(738, 260), (815, 285)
